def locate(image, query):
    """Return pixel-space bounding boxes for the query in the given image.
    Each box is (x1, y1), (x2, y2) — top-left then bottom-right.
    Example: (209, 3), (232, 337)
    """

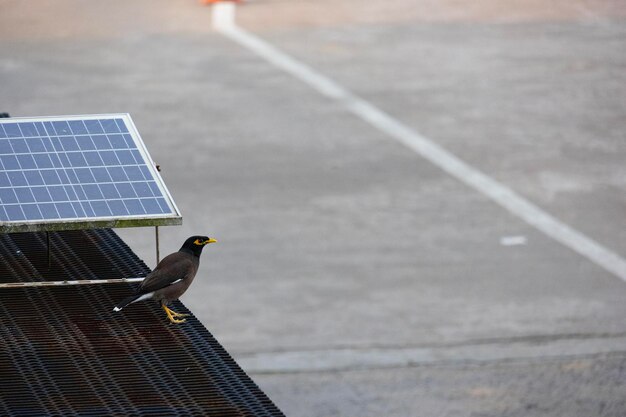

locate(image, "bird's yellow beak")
(194, 237), (218, 246)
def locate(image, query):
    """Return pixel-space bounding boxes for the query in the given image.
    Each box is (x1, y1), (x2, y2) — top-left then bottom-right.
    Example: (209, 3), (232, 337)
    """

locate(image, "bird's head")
(180, 235), (217, 257)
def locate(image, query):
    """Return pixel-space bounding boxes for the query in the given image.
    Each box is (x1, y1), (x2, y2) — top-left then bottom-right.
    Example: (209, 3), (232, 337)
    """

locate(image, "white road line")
(237, 336), (626, 373)
(211, 2), (236, 31)
(500, 235), (528, 246)
(212, 7), (626, 282)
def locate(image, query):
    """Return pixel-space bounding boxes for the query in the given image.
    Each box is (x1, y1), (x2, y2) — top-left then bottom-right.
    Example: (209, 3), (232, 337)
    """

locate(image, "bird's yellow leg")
(162, 304), (186, 324)
(169, 307), (189, 318)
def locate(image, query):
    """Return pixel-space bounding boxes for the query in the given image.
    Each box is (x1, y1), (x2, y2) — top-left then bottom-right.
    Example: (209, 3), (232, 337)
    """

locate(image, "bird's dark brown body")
(140, 250), (199, 305)
(113, 235), (216, 323)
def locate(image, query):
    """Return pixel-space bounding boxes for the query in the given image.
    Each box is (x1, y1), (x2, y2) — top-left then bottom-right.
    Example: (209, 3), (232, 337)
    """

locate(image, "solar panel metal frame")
(0, 114), (182, 233)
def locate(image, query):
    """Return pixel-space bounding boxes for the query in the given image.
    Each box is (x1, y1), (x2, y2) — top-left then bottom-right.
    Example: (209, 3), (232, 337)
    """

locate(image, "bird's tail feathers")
(113, 292), (154, 312)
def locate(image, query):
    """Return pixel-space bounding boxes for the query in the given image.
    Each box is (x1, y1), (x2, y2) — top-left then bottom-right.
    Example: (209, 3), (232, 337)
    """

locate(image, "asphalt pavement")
(1, 1), (625, 416)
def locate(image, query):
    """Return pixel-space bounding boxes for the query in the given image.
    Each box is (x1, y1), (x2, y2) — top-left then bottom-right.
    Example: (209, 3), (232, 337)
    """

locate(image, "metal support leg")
(46, 231), (51, 271)
(155, 226), (160, 264)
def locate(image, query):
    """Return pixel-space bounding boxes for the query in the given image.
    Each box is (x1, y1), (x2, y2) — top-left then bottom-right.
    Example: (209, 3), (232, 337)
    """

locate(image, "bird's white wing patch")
(112, 292), (154, 312)
(135, 292), (155, 302)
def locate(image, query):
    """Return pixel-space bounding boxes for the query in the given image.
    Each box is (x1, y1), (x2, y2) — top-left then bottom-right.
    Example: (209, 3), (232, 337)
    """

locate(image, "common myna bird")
(113, 235), (217, 323)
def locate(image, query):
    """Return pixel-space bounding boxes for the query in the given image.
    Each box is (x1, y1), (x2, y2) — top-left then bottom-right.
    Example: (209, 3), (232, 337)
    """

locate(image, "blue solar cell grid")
(0, 115), (177, 224)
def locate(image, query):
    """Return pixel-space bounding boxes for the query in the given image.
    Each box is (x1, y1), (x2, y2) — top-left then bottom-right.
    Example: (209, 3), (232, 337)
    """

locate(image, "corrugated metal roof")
(0, 229), (284, 416)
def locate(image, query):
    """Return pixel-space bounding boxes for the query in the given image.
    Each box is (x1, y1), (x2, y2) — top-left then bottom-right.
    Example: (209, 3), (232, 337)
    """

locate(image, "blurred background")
(1, 1), (625, 415)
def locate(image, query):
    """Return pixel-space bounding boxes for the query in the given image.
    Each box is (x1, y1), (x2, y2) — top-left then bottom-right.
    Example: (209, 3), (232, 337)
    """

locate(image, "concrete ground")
(1, 1), (626, 416)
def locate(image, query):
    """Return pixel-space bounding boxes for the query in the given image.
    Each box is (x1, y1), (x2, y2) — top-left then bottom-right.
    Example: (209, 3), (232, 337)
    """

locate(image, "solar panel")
(0, 114), (181, 233)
